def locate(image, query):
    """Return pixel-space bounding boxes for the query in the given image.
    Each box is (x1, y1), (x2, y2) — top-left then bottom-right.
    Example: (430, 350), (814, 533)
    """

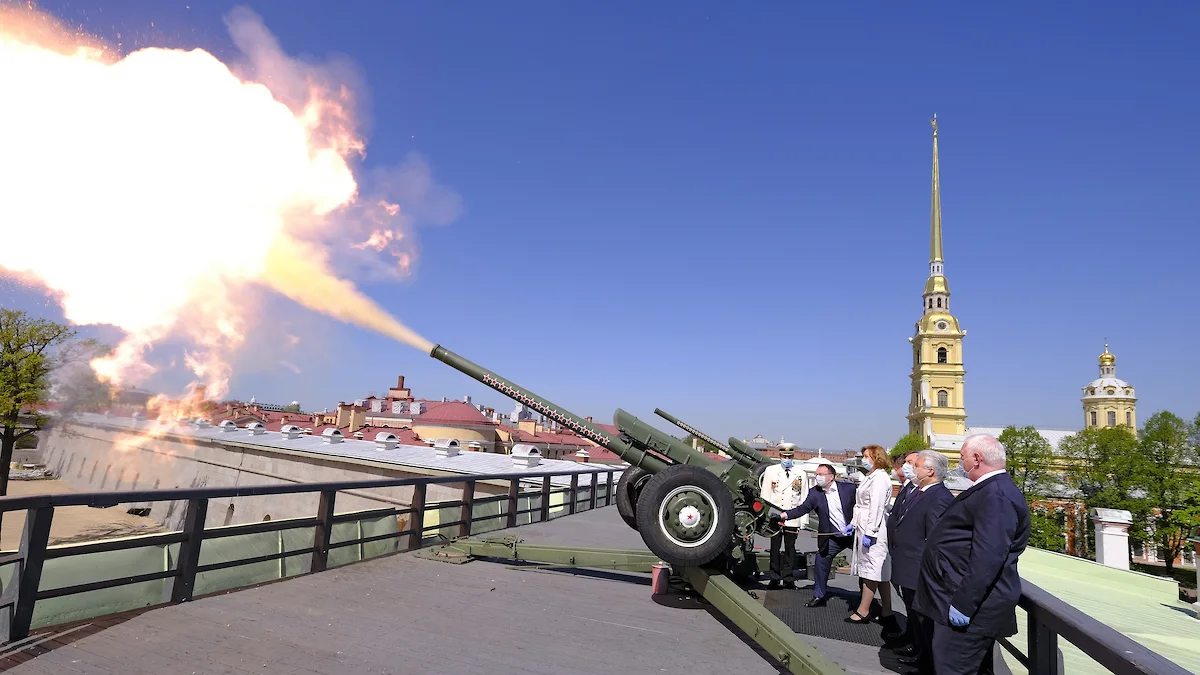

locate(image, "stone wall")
(39, 422), (505, 531)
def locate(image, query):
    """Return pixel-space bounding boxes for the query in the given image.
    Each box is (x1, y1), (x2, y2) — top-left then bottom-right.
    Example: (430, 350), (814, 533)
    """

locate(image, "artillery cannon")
(429, 345), (786, 571)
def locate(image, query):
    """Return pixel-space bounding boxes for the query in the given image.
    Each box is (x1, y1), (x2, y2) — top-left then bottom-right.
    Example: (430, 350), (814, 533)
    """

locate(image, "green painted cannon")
(429, 345), (783, 570)
(653, 407), (776, 491)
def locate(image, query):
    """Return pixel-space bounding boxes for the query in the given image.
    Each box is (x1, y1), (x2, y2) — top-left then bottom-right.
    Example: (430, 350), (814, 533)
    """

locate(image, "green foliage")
(682, 434), (720, 454)
(0, 309), (102, 496)
(1028, 508), (1066, 553)
(1060, 412), (1200, 572)
(1137, 411), (1200, 572)
(999, 425), (1054, 499)
(282, 403), (302, 413)
(891, 432), (929, 459)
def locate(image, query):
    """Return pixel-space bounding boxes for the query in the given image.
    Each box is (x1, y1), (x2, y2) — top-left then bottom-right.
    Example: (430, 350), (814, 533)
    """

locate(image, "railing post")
(540, 476), (551, 522)
(506, 479), (519, 528)
(310, 491), (336, 573)
(568, 474), (579, 515)
(171, 498), (208, 603)
(588, 471), (598, 510)
(458, 481), (475, 538)
(9, 506), (54, 641)
(1028, 611), (1060, 675)
(606, 471), (614, 506)
(406, 483), (426, 551)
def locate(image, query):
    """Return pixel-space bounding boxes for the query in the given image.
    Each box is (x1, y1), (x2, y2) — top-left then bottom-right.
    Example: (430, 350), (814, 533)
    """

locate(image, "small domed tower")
(1081, 344), (1137, 431)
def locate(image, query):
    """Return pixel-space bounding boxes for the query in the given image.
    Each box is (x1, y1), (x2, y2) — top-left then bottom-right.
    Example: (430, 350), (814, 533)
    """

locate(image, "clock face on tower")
(936, 321), (948, 331)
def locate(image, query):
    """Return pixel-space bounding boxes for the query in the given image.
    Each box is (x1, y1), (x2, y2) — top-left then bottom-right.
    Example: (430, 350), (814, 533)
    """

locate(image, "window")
(937, 347), (947, 363)
(1091, 411), (1097, 426)
(1108, 411), (1116, 426)
(936, 297), (942, 308)
(1126, 411), (1132, 426)
(937, 390), (948, 407)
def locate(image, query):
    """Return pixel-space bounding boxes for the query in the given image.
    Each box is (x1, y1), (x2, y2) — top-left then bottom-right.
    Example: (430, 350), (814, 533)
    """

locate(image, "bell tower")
(907, 115), (967, 453)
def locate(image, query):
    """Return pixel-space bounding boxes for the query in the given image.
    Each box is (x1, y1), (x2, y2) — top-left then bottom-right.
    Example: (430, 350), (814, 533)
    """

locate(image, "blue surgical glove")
(862, 535), (873, 548)
(949, 606), (970, 627)
(840, 524), (854, 536)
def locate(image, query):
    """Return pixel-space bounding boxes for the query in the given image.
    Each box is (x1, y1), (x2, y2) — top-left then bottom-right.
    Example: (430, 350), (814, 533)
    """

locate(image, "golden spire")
(930, 114), (943, 264)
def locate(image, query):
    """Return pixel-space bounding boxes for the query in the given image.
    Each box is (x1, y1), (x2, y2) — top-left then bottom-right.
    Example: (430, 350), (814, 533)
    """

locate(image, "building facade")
(1082, 344), (1138, 431)
(907, 115), (968, 456)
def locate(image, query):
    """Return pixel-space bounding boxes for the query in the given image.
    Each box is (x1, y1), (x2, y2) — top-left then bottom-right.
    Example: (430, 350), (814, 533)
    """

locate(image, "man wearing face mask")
(760, 444), (805, 588)
(884, 451), (922, 645)
(777, 459), (857, 606)
(913, 434), (1031, 675)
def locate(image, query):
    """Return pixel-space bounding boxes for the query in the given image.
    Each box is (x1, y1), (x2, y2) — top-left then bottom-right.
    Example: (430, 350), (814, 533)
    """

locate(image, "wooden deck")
(0, 506), (911, 675)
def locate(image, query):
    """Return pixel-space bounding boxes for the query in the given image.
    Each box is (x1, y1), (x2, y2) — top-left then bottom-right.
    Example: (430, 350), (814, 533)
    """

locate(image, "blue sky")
(11, 0), (1200, 449)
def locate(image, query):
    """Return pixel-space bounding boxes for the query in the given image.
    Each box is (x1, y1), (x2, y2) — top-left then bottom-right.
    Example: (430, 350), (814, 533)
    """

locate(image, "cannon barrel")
(727, 437), (772, 465)
(429, 345), (677, 473)
(653, 408), (760, 469)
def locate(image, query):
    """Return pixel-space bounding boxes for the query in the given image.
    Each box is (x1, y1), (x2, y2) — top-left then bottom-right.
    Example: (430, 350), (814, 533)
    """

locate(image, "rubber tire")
(635, 464), (736, 568)
(615, 466), (651, 531)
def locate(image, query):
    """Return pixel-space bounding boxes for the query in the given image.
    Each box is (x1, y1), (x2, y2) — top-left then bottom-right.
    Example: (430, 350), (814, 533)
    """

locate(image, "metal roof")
(65, 413), (620, 487)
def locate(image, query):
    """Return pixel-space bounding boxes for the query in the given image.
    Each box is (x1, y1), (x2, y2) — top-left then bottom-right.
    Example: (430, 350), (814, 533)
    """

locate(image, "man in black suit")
(890, 450), (955, 673)
(885, 450), (921, 643)
(913, 434), (1031, 675)
(777, 460), (857, 607)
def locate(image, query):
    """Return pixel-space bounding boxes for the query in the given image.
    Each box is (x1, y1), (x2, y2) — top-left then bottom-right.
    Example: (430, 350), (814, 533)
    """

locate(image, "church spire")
(930, 114), (943, 266)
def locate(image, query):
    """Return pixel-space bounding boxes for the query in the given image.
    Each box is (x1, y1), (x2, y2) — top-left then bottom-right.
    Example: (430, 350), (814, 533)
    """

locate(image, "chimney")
(575, 449), (590, 463)
(374, 432), (399, 451)
(280, 424), (303, 440)
(218, 420), (238, 433)
(245, 422), (266, 436)
(1091, 508), (1133, 570)
(434, 438), (461, 458)
(321, 428), (344, 444)
(511, 444), (541, 469)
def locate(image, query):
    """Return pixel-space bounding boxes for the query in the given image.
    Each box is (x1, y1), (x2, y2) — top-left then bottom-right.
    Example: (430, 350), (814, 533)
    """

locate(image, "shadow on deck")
(0, 506), (929, 675)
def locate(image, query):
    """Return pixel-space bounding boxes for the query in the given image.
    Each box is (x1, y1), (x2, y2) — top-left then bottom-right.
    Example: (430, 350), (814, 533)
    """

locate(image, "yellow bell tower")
(907, 115), (967, 451)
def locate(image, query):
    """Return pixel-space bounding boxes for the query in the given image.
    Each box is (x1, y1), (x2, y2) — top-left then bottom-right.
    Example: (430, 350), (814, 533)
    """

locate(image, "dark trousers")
(811, 534), (852, 598)
(900, 586), (934, 670)
(768, 527), (798, 581)
(931, 622), (996, 674)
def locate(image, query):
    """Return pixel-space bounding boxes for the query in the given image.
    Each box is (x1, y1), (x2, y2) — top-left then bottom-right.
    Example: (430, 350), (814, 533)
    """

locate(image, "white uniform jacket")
(760, 463), (805, 528)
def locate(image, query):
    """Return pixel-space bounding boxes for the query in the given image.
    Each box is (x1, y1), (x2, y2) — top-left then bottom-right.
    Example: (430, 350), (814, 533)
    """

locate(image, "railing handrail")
(1016, 580), (1193, 675)
(0, 467), (621, 513)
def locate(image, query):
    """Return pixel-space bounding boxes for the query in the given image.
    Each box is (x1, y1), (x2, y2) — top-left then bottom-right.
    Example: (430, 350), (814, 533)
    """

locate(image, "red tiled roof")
(412, 401), (494, 427)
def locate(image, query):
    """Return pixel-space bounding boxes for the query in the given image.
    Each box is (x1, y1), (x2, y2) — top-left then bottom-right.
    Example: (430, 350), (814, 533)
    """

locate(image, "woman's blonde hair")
(861, 444), (890, 472)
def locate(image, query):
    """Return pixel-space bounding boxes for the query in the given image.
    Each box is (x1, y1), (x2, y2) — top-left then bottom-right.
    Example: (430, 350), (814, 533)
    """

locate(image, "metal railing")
(999, 580), (1193, 675)
(0, 467), (619, 643)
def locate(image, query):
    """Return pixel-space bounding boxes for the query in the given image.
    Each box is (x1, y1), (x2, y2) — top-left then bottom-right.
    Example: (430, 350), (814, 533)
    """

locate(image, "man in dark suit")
(890, 450), (955, 673)
(777, 459), (857, 607)
(913, 434), (1031, 675)
(885, 450), (921, 644)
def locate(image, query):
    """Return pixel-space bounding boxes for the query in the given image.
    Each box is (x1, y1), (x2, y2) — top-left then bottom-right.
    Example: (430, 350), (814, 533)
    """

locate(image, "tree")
(1136, 411), (1200, 573)
(1028, 505), (1066, 552)
(1060, 425), (1146, 555)
(281, 403), (301, 413)
(0, 310), (101, 521)
(891, 432), (929, 458)
(998, 425), (1054, 499)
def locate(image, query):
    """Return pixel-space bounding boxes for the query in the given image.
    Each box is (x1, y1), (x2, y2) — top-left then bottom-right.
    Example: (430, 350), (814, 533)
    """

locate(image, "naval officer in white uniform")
(759, 443), (805, 587)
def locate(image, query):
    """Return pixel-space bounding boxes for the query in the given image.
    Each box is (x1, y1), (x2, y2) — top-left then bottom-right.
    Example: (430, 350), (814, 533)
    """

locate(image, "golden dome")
(923, 275), (951, 295)
(1099, 344), (1115, 366)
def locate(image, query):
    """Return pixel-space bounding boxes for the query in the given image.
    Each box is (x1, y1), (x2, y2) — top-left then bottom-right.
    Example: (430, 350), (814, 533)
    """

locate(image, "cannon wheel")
(615, 466), (652, 531)
(635, 464), (735, 568)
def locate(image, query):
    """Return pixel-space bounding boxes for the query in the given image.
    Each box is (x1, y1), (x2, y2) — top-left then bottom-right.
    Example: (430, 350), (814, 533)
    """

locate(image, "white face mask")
(902, 464), (917, 481)
(815, 475), (830, 488)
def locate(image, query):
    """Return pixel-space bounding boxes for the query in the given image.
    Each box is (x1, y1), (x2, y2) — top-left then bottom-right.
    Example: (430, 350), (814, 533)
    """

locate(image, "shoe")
(898, 655), (922, 666)
(805, 596), (828, 608)
(892, 644), (916, 657)
(844, 610), (871, 624)
(767, 580), (781, 589)
(782, 581), (796, 589)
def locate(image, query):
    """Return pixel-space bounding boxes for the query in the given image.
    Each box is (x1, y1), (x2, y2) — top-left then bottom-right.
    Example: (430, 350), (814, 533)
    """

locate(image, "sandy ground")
(0, 479), (165, 550)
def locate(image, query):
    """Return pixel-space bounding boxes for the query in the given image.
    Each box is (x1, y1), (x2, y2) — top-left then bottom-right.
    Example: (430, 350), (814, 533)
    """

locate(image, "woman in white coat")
(846, 444), (898, 630)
